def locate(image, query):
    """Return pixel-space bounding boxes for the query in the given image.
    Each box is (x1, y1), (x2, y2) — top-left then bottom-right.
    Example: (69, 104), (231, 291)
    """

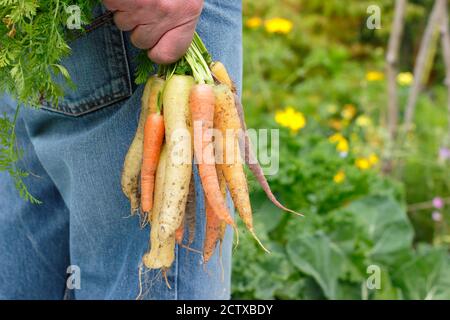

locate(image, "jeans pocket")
(41, 9), (132, 117)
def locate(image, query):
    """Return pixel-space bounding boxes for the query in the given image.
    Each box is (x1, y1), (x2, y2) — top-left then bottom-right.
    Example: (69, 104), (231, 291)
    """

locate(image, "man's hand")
(103, 0), (203, 64)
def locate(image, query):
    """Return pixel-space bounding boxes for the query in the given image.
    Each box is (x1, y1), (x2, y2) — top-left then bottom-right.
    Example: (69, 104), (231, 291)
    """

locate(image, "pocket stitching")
(40, 23), (132, 117)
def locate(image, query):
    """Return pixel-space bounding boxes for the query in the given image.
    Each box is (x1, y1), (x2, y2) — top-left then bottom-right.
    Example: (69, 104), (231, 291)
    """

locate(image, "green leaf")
(0, 108), (41, 203)
(393, 245), (450, 300)
(274, 277), (305, 299)
(134, 50), (155, 84)
(51, 64), (70, 80)
(286, 232), (346, 299)
(251, 191), (284, 235)
(335, 195), (414, 262)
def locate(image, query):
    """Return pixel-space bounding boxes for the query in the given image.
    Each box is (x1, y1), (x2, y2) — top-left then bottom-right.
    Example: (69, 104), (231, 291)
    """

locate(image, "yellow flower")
(289, 115), (306, 132)
(341, 104), (357, 120)
(366, 71), (384, 82)
(246, 17), (263, 29)
(328, 133), (344, 143)
(329, 133), (349, 153)
(355, 158), (371, 170)
(356, 115), (372, 127)
(368, 153), (379, 165)
(265, 17), (293, 34)
(275, 112), (289, 127)
(275, 106), (306, 133)
(336, 139), (349, 153)
(333, 170), (346, 184)
(397, 72), (413, 86)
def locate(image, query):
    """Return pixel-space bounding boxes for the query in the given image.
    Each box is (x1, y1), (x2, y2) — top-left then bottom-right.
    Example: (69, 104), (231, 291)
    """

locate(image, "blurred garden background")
(232, 0), (450, 299)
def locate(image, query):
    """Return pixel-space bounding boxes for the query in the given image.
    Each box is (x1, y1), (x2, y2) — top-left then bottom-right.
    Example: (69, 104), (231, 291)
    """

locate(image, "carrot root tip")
(181, 244), (202, 255)
(162, 269), (172, 289)
(250, 229), (270, 254)
(139, 212), (149, 229)
(283, 209), (304, 217)
(232, 226), (240, 251)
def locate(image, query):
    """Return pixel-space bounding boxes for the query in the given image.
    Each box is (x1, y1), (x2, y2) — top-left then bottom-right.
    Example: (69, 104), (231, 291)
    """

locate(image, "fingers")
(113, 11), (140, 31)
(105, 0), (204, 63)
(147, 20), (198, 64)
(130, 22), (165, 50)
(112, 1), (169, 31)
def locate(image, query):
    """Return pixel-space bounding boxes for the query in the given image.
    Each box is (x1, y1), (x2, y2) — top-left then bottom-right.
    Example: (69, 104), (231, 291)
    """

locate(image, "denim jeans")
(0, 1), (242, 300)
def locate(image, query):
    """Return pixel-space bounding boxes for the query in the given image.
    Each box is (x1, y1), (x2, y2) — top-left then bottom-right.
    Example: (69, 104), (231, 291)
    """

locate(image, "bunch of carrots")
(121, 33), (300, 275)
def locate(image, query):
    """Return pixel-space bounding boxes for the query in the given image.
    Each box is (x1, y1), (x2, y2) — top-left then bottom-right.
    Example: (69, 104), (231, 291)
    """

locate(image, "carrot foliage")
(0, 0), (98, 201)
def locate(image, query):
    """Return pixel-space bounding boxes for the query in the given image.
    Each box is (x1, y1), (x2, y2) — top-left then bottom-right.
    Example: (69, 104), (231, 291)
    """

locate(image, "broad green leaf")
(274, 277), (305, 299)
(393, 245), (450, 300)
(336, 195), (414, 261)
(286, 232), (346, 299)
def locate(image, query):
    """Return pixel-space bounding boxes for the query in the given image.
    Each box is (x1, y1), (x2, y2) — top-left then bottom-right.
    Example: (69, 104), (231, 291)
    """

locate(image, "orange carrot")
(189, 84), (235, 227)
(204, 168), (228, 263)
(140, 112), (165, 214)
(212, 61), (302, 216)
(214, 84), (268, 252)
(203, 198), (222, 263)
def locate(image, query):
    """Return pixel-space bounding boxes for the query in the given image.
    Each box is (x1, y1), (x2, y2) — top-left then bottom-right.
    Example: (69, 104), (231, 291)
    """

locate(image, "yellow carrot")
(143, 145), (176, 270)
(158, 75), (195, 242)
